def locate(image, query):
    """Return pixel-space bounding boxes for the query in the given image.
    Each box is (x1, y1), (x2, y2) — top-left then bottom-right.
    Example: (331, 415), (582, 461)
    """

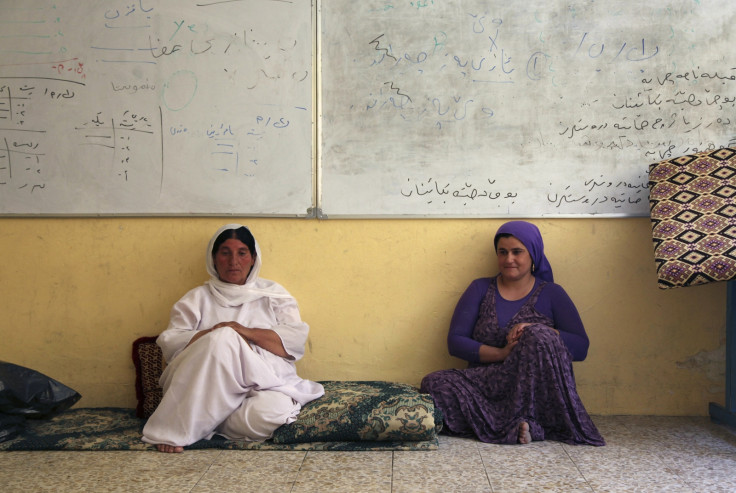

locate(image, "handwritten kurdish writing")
(364, 87), (489, 130)
(0, 135), (45, 193)
(51, 59), (87, 81)
(74, 109), (155, 181)
(361, 13), (663, 136)
(368, 15), (515, 84)
(187, 114), (292, 177)
(0, 79), (82, 192)
(111, 80), (156, 95)
(575, 32), (659, 63)
(142, 22), (306, 89)
(400, 177), (518, 205)
(547, 177), (648, 211)
(401, 175), (649, 211)
(351, 7), (735, 172)
(103, 0), (153, 29)
(148, 32), (267, 59)
(242, 114), (292, 171)
(410, 0), (435, 9)
(558, 67), (736, 160)
(366, 20), (660, 84)
(0, 84), (31, 127)
(96, 4), (308, 90)
(207, 122), (241, 174)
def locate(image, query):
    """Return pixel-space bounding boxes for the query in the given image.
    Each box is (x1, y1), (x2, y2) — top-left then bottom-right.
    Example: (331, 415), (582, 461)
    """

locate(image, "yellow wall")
(0, 217), (726, 415)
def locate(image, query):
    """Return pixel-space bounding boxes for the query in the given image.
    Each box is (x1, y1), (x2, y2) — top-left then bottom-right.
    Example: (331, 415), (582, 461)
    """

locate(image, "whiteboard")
(0, 0), (313, 216)
(319, 0), (736, 217)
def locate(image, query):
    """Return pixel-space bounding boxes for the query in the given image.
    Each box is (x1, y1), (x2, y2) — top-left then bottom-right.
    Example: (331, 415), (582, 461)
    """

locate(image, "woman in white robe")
(142, 224), (324, 453)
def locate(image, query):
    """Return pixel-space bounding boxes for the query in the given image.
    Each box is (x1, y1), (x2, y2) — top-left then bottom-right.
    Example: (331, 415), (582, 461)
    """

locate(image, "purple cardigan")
(447, 277), (590, 362)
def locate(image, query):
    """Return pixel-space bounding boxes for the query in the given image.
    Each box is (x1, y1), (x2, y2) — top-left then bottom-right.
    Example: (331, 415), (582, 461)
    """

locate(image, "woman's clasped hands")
(506, 322), (530, 346)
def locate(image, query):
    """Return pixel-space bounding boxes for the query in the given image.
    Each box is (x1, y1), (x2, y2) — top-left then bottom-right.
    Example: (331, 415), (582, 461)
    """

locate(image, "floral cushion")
(272, 380), (442, 443)
(132, 338), (442, 442)
(648, 147), (736, 289)
(0, 407), (439, 451)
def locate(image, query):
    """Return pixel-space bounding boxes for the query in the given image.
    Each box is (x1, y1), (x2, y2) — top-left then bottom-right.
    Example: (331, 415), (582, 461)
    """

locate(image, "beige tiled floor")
(2, 415), (736, 492)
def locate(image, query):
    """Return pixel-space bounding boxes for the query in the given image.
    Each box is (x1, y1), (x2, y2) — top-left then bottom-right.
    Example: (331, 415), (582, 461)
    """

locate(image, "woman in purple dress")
(421, 221), (604, 446)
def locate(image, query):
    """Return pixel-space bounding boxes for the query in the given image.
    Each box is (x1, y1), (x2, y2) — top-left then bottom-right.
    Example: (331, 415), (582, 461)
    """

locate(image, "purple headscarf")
(493, 221), (554, 283)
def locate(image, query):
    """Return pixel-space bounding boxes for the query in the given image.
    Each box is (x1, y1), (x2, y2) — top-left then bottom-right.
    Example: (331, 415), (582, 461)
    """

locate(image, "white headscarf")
(205, 224), (292, 307)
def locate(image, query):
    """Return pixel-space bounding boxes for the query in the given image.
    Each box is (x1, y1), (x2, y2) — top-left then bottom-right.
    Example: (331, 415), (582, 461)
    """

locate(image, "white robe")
(141, 284), (324, 447)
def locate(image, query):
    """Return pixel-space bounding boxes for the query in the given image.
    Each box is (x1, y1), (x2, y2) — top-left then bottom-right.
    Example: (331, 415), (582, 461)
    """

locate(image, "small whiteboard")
(0, 0), (313, 216)
(319, 0), (736, 217)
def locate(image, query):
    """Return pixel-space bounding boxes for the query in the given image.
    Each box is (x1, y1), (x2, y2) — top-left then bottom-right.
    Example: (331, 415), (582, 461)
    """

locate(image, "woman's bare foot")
(518, 422), (532, 444)
(156, 444), (184, 453)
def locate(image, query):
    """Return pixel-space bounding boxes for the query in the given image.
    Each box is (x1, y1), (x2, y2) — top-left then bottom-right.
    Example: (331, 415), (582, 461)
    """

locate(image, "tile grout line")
(289, 450), (309, 492)
(561, 444), (596, 493)
(390, 451), (395, 493)
(476, 440), (496, 493)
(187, 449), (224, 493)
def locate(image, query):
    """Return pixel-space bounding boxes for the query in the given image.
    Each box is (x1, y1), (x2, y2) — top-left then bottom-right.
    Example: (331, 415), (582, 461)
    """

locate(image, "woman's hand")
(499, 340), (518, 360)
(506, 323), (531, 345)
(209, 321), (291, 359)
(210, 321), (250, 339)
(184, 327), (217, 349)
(478, 340), (518, 363)
(185, 322), (255, 346)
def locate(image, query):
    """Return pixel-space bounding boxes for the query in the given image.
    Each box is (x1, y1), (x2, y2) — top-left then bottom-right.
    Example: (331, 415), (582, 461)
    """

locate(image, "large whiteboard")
(0, 0), (313, 215)
(319, 0), (736, 217)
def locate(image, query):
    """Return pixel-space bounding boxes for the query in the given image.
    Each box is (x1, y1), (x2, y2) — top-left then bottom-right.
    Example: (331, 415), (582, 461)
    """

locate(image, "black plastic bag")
(0, 413), (25, 443)
(0, 361), (81, 418)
